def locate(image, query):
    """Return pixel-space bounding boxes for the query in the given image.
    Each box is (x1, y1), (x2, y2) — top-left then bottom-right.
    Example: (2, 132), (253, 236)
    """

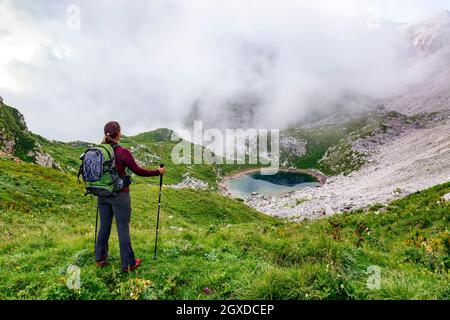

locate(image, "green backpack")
(78, 144), (124, 197)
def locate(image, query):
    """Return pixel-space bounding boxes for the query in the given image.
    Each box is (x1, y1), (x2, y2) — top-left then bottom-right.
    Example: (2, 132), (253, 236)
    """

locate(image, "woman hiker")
(95, 121), (165, 272)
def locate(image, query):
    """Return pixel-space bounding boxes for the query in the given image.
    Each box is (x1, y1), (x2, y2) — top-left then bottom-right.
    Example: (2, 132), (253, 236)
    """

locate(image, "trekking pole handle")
(159, 163), (165, 168)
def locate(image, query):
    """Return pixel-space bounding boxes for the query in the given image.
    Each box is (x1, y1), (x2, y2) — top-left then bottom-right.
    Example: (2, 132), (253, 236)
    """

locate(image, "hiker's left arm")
(124, 149), (161, 177)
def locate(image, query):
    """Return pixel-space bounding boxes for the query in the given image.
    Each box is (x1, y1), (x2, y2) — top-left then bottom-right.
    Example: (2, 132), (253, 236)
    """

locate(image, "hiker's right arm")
(123, 149), (161, 177)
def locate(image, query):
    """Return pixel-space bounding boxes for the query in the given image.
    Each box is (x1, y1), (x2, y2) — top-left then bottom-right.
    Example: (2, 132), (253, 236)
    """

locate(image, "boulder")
(169, 174), (209, 190)
(442, 192), (450, 202)
(32, 151), (61, 169)
(325, 207), (335, 215)
(4, 139), (15, 154)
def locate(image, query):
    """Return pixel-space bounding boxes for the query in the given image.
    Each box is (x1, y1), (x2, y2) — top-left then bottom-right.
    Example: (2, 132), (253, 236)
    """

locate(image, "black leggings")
(95, 192), (136, 269)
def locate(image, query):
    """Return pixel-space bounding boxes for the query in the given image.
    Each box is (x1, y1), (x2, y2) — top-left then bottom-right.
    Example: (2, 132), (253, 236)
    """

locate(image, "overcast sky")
(0, 0), (449, 142)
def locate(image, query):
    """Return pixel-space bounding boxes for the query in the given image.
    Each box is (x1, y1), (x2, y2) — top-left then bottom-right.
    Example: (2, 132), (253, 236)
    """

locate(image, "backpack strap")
(110, 143), (119, 150)
(97, 145), (112, 160)
(108, 143), (119, 169)
(97, 145), (117, 174)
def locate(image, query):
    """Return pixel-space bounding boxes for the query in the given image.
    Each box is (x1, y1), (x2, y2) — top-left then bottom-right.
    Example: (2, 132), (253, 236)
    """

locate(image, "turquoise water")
(224, 171), (320, 198)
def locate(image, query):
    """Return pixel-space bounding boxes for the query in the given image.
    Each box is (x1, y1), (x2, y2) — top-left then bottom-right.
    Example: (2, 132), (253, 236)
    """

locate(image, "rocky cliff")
(0, 98), (60, 169)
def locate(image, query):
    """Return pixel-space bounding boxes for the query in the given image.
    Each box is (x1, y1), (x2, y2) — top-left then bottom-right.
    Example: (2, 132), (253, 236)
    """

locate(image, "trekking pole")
(153, 164), (165, 260)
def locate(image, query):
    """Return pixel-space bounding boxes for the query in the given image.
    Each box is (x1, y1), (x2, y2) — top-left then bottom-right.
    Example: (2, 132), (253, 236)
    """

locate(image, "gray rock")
(4, 140), (15, 154)
(33, 151), (62, 170)
(442, 192), (450, 202)
(169, 173), (209, 190)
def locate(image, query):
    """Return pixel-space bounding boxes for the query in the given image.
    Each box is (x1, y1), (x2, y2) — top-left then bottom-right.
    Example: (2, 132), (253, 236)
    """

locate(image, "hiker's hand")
(158, 167), (165, 175)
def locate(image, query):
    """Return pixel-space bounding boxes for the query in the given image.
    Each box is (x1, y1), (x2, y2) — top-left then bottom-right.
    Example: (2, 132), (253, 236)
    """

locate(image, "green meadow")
(0, 158), (448, 300)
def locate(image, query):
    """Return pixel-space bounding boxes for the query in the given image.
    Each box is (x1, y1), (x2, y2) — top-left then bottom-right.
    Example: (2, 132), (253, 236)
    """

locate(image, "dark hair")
(103, 121), (121, 144)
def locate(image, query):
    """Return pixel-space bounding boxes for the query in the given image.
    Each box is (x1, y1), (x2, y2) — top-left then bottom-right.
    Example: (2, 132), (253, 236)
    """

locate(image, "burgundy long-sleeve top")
(113, 145), (160, 193)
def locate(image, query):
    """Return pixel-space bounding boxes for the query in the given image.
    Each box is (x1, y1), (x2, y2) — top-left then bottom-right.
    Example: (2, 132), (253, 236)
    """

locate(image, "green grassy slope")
(32, 135), (92, 173)
(0, 157), (448, 300)
(35, 128), (221, 188)
(280, 115), (375, 171)
(0, 103), (221, 187)
(120, 129), (220, 187)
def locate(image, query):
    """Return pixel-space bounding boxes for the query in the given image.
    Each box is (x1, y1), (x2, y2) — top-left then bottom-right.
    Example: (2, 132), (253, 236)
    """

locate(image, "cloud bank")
(0, 0), (446, 142)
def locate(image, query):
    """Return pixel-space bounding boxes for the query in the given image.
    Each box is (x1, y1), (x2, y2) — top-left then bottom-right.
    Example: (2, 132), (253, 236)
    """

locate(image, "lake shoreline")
(218, 168), (327, 198)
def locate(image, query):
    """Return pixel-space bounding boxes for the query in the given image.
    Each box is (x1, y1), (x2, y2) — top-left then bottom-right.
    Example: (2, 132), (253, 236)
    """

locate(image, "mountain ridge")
(378, 10), (450, 115)
(0, 101), (226, 188)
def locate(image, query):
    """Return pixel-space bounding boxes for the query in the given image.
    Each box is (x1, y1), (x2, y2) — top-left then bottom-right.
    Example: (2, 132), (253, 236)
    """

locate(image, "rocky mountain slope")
(383, 10), (450, 115)
(0, 99), (61, 168)
(245, 11), (450, 218)
(403, 10), (450, 56)
(249, 111), (450, 219)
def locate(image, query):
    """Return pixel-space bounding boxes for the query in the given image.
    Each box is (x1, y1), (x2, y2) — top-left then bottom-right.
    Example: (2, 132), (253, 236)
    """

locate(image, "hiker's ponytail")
(102, 121), (121, 144)
(103, 133), (113, 144)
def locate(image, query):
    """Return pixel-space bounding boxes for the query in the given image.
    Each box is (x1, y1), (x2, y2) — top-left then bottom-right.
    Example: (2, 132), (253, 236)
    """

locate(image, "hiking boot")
(95, 256), (109, 268)
(96, 260), (108, 267)
(123, 258), (142, 273)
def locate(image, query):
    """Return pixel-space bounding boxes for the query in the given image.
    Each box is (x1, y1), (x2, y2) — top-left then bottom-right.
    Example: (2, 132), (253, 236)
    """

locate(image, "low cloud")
(0, 0), (446, 142)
